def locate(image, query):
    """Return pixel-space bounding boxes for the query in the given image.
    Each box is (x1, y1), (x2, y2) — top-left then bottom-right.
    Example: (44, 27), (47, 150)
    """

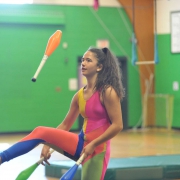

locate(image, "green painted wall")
(0, 4), (141, 133)
(156, 34), (180, 127)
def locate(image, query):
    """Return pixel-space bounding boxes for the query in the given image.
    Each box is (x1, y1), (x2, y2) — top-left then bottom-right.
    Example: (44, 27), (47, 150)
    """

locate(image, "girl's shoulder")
(74, 87), (85, 101)
(103, 86), (119, 100)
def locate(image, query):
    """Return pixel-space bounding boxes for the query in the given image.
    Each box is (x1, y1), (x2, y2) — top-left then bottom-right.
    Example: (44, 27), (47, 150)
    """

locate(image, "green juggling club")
(15, 149), (54, 180)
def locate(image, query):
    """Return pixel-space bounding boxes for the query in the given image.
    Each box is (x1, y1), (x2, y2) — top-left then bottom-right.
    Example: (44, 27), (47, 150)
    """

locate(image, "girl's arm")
(41, 92), (79, 164)
(56, 92), (79, 131)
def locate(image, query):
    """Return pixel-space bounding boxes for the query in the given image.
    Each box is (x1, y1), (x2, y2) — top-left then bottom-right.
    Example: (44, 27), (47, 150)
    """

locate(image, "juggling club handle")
(37, 149), (54, 164)
(31, 55), (48, 82)
(76, 153), (85, 165)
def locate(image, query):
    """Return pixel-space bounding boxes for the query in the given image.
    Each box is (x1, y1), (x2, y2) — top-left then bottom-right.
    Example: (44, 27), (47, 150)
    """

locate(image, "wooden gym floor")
(0, 127), (180, 180)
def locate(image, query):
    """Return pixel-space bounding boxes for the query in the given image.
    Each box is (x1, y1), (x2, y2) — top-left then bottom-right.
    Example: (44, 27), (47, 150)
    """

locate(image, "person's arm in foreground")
(41, 92), (79, 164)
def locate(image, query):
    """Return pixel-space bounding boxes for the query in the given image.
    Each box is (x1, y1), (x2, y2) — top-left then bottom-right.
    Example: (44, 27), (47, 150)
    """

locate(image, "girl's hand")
(40, 145), (51, 166)
(81, 142), (96, 159)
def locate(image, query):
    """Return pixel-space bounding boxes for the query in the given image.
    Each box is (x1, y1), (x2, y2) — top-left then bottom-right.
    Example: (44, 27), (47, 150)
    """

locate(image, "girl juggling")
(0, 47), (125, 180)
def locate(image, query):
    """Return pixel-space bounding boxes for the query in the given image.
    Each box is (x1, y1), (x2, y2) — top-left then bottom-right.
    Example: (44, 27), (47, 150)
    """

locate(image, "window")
(171, 11), (180, 53)
(0, 0), (33, 4)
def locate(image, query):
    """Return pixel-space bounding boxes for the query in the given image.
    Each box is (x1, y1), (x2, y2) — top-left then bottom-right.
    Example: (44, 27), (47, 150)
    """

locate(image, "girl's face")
(81, 51), (102, 77)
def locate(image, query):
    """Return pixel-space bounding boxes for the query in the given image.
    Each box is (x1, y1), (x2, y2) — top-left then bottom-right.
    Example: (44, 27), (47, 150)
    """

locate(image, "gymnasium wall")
(156, 0), (180, 127)
(0, 4), (141, 132)
(118, 0), (180, 128)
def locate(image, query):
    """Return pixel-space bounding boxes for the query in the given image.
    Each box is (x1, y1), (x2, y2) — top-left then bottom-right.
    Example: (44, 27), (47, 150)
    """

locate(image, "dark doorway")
(77, 56), (128, 130)
(118, 57), (128, 130)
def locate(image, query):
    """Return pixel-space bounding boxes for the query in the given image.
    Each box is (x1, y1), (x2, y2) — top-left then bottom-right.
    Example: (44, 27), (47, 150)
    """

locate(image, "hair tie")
(102, 47), (108, 55)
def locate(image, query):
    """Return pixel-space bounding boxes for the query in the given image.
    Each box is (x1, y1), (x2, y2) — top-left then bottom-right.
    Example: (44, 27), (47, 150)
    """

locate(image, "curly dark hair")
(88, 47), (125, 100)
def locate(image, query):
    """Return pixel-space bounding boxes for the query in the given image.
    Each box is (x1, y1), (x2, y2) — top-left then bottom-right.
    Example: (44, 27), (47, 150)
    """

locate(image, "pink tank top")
(78, 87), (111, 135)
